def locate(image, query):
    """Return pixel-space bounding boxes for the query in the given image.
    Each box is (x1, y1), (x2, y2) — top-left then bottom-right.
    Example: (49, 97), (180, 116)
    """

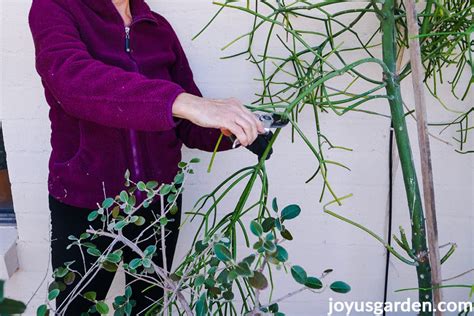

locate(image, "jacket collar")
(82, 0), (157, 25)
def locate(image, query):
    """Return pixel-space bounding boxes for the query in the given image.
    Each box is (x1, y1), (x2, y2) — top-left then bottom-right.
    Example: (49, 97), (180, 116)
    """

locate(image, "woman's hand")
(172, 93), (265, 147)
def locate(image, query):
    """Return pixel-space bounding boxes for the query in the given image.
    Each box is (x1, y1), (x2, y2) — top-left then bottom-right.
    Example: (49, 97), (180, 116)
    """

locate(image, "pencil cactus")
(36, 0), (472, 315)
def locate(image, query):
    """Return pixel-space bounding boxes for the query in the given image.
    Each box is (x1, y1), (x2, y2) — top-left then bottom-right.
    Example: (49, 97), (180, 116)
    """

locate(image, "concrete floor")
(5, 260), (125, 315)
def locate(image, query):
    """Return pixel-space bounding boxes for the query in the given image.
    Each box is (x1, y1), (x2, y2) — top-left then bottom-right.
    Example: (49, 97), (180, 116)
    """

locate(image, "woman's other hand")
(172, 93), (265, 147)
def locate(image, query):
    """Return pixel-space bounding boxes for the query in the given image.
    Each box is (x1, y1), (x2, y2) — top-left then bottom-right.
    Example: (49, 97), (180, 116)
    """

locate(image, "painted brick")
(1, 0), (472, 313)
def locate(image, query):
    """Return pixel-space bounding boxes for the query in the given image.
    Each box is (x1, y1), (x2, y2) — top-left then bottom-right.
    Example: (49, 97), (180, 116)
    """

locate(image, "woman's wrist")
(172, 93), (202, 120)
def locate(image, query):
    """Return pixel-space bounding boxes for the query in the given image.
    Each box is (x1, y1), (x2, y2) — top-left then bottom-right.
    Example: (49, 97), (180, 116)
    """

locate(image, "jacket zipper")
(125, 26), (131, 53)
(124, 26), (145, 198)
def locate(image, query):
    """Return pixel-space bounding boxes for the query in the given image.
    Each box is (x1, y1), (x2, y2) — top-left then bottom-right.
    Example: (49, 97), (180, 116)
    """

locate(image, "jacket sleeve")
(28, 0), (185, 132)
(161, 15), (234, 152)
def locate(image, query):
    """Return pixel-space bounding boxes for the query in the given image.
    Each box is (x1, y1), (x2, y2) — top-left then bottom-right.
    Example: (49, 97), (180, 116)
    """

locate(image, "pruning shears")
(222, 113), (289, 160)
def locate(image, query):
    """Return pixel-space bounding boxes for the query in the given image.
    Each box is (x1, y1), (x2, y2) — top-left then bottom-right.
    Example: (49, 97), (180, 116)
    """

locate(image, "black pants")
(49, 194), (182, 315)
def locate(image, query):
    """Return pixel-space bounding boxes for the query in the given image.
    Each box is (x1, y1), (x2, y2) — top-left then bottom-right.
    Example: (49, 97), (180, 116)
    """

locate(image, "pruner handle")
(221, 128), (240, 148)
(221, 128), (273, 160)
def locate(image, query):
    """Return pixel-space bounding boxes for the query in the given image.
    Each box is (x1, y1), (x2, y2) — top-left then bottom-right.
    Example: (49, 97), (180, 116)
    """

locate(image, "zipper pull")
(125, 26), (131, 53)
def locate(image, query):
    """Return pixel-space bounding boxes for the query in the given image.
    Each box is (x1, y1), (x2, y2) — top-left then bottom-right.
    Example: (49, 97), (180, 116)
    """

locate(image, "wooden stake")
(404, 0), (443, 313)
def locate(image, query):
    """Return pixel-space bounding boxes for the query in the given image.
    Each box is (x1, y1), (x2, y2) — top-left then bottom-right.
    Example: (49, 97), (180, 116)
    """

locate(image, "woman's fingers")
(242, 112), (259, 143)
(236, 103), (264, 135)
(226, 123), (248, 146)
(175, 95), (265, 146)
(234, 116), (256, 146)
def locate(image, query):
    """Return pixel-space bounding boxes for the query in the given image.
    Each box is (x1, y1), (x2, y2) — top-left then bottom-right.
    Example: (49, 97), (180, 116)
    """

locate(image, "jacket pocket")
(53, 121), (83, 167)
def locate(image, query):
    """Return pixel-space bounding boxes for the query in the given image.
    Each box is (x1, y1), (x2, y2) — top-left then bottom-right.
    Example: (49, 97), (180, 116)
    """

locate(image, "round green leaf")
(87, 248), (101, 257)
(119, 191), (128, 202)
(291, 265), (307, 284)
(36, 304), (49, 316)
(102, 261), (118, 273)
(235, 262), (252, 277)
(228, 270), (239, 282)
(80, 233), (90, 240)
(262, 217), (275, 232)
(280, 229), (293, 240)
(269, 303), (279, 313)
(174, 173), (184, 184)
(159, 217), (169, 226)
(55, 266), (68, 278)
(144, 245), (156, 257)
(146, 181), (158, 190)
(125, 302), (133, 315)
(330, 281), (351, 294)
(275, 218), (282, 231)
(305, 277), (323, 289)
(111, 206), (120, 218)
(64, 271), (76, 285)
(265, 233), (275, 241)
(129, 258), (142, 270)
(82, 242), (96, 249)
(48, 289), (60, 301)
(83, 291), (97, 302)
(281, 204), (301, 221)
(48, 281), (65, 292)
(134, 216), (146, 226)
(214, 243), (232, 262)
(87, 211), (99, 222)
(209, 257), (220, 267)
(137, 181), (147, 191)
(142, 258), (152, 269)
(195, 240), (207, 254)
(160, 184), (172, 195)
(263, 240), (276, 253)
(216, 269), (229, 284)
(194, 275), (205, 287)
(253, 240), (263, 250)
(102, 198), (114, 209)
(195, 294), (208, 316)
(125, 286), (132, 299)
(250, 220), (263, 237)
(114, 220), (127, 230)
(248, 271), (268, 290)
(242, 254), (256, 266)
(208, 287), (221, 297)
(207, 267), (217, 276)
(204, 276), (214, 287)
(95, 301), (109, 314)
(106, 253), (121, 264)
(223, 291), (234, 301)
(0, 298), (26, 314)
(169, 204), (179, 215)
(114, 295), (126, 305)
(167, 193), (177, 203)
(272, 197), (278, 212)
(274, 245), (288, 262)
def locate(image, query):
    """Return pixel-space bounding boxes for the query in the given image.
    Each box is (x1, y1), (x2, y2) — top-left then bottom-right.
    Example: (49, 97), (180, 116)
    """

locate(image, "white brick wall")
(1, 1), (472, 315)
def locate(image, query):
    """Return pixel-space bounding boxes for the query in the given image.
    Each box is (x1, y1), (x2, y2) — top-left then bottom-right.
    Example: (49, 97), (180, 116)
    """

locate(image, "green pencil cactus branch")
(194, 0), (471, 314)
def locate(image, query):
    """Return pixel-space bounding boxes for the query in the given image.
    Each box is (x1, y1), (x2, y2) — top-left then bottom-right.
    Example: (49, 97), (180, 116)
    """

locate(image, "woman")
(29, 0), (264, 313)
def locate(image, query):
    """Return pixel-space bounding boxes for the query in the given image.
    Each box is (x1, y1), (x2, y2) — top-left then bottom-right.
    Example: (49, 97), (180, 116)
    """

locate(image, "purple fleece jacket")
(29, 0), (232, 208)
